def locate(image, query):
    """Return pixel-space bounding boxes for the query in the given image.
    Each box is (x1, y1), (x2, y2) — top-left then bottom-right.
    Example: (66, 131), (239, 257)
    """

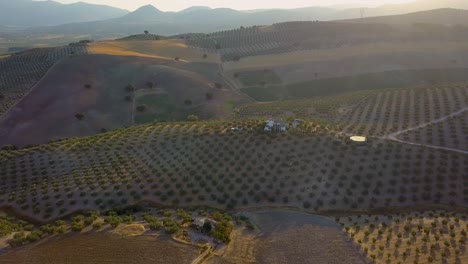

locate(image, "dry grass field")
(0, 54), (246, 148)
(0, 120), (466, 222)
(0, 232), (198, 264)
(338, 211), (468, 264)
(90, 39), (220, 63)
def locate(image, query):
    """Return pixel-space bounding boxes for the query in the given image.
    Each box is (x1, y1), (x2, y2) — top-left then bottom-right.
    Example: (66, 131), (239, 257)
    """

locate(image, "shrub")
(187, 115), (199, 122)
(149, 220), (163, 231)
(212, 221), (233, 243)
(75, 113), (85, 120)
(125, 85), (135, 92)
(92, 222), (103, 230)
(105, 215), (122, 228)
(71, 222), (84, 232)
(136, 105), (147, 112)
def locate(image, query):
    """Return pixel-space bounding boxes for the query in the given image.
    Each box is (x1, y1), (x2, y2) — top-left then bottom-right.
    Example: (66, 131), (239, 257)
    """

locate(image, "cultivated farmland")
(338, 83), (468, 136)
(397, 111), (468, 152)
(208, 210), (367, 264)
(0, 45), (88, 117)
(238, 83), (468, 138)
(0, 232), (198, 264)
(339, 211), (468, 264)
(0, 120), (466, 222)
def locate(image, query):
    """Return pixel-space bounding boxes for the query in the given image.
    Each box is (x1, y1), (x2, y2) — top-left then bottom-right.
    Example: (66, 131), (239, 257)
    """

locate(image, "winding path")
(380, 106), (468, 155)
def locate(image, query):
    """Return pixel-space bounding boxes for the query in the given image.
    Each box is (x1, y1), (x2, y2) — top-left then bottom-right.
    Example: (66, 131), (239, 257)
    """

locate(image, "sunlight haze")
(49, 0), (417, 11)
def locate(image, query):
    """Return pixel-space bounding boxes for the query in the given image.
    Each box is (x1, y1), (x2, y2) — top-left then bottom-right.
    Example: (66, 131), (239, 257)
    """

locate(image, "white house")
(264, 120), (275, 132)
(264, 119), (288, 132)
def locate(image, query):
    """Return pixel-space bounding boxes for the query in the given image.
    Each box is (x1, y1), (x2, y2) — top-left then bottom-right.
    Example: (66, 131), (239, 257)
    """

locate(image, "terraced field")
(0, 120), (466, 222)
(338, 211), (468, 264)
(0, 45), (89, 117)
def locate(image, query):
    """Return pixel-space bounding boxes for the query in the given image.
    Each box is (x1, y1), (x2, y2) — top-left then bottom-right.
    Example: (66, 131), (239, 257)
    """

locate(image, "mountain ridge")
(0, 0), (129, 27)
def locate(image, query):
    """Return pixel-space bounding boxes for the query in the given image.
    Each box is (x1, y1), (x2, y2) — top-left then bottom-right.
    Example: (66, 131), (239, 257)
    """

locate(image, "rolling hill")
(0, 0), (129, 27)
(343, 8), (468, 26)
(17, 0), (468, 38)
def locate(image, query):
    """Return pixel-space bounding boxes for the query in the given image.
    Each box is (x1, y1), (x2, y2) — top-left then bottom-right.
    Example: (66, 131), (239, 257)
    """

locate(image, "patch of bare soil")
(208, 210), (367, 264)
(0, 232), (198, 264)
(0, 54), (247, 148)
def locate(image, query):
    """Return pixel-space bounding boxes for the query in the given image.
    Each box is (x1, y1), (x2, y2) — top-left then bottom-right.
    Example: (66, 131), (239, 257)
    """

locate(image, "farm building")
(264, 119), (288, 132)
(193, 217), (217, 230)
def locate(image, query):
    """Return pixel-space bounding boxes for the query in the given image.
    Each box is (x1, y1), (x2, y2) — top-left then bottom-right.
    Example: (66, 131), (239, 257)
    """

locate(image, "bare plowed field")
(0, 232), (198, 264)
(208, 210), (366, 264)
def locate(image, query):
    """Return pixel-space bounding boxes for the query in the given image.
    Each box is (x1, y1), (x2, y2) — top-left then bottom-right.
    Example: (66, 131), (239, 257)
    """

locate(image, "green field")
(242, 68), (468, 101)
(242, 85), (284, 102)
(135, 94), (190, 123)
(237, 69), (282, 86)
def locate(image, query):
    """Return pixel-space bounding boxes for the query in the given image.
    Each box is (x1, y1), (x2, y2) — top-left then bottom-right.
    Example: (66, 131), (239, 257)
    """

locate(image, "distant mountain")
(0, 0), (129, 27)
(19, 0), (468, 38)
(179, 6), (212, 14)
(342, 8), (468, 26)
(24, 5), (339, 37)
(328, 0), (468, 20)
(118, 4), (166, 22)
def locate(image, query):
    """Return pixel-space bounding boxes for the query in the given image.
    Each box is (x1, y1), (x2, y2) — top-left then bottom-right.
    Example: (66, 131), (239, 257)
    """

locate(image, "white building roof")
(350, 136), (367, 142)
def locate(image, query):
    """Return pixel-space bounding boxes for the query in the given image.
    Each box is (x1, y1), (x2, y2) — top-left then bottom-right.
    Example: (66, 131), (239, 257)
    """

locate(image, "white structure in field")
(264, 119), (288, 132)
(350, 136), (367, 145)
(292, 119), (304, 128)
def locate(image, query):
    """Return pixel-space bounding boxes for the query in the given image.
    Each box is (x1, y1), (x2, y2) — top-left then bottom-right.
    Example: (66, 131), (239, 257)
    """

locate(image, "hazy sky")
(51, 0), (416, 11)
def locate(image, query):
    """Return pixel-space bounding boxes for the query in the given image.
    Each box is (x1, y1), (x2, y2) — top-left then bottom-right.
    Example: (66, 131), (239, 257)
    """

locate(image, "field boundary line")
(0, 56), (68, 123)
(218, 62), (255, 102)
(192, 244), (212, 264)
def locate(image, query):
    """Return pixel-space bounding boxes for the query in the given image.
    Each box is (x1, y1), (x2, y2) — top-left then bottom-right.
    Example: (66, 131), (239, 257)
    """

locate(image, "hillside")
(16, 1), (468, 38)
(186, 19), (468, 62)
(0, 44), (89, 117)
(0, 0), (129, 27)
(0, 39), (248, 148)
(343, 8), (468, 26)
(328, 0), (468, 20)
(0, 119), (466, 222)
